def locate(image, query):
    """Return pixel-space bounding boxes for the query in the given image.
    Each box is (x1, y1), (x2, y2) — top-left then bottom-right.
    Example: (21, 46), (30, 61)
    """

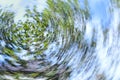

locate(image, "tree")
(112, 0), (120, 7)
(0, 0), (90, 79)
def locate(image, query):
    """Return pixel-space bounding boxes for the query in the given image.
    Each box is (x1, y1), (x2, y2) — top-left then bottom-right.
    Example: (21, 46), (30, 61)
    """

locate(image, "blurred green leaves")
(0, 0), (91, 79)
(112, 0), (120, 7)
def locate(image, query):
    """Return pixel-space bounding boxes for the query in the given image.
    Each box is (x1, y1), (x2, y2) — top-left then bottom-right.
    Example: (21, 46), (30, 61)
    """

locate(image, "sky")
(0, 0), (47, 21)
(89, 0), (111, 26)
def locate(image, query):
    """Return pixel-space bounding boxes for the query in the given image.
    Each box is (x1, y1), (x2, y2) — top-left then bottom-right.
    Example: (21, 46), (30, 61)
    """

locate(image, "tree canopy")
(1, 0), (118, 79)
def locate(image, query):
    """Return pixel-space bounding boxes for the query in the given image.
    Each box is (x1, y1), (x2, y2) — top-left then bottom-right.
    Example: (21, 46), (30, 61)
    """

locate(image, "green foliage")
(0, 0), (90, 79)
(0, 8), (14, 28)
(112, 0), (120, 7)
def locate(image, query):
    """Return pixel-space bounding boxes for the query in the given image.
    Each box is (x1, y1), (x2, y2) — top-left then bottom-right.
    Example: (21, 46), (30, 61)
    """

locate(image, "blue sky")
(88, 0), (111, 27)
